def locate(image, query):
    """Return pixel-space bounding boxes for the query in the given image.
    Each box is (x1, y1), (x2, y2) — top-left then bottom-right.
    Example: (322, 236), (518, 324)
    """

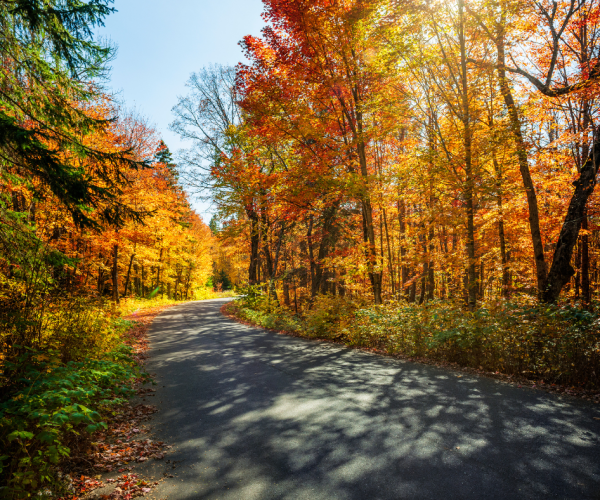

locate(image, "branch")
(468, 57), (600, 97)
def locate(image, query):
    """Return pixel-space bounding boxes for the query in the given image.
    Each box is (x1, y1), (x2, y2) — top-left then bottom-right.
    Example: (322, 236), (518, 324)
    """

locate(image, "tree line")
(174, 0), (600, 310)
(0, 0), (213, 357)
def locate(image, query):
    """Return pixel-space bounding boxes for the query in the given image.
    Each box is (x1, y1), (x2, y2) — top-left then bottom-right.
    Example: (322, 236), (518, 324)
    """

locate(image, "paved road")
(136, 299), (600, 499)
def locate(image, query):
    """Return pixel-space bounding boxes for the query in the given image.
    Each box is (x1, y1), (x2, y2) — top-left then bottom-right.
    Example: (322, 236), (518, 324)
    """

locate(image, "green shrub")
(235, 295), (600, 388)
(233, 287), (301, 332)
(237, 305), (301, 333)
(236, 284), (269, 310)
(0, 344), (143, 498)
(304, 295), (366, 339)
(345, 300), (600, 385)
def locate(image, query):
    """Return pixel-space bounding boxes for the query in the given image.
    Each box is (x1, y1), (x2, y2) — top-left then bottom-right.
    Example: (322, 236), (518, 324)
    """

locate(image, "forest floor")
(101, 298), (600, 500)
(58, 302), (177, 500)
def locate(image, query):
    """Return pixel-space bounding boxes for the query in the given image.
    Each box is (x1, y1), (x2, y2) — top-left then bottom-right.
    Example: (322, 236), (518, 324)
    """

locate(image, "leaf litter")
(57, 304), (176, 500)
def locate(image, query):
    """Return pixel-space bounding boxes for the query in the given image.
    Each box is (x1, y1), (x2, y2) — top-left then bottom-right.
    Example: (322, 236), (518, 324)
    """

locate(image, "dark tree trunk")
(283, 274), (291, 306)
(398, 201), (409, 299)
(112, 244), (120, 305)
(156, 248), (163, 295)
(122, 254), (135, 298)
(575, 243), (582, 299)
(383, 208), (395, 295)
(497, 187), (510, 297)
(97, 264), (105, 295)
(184, 267), (192, 300)
(360, 201), (383, 304)
(582, 209), (591, 304)
(260, 210), (275, 297)
(459, 0), (477, 310)
(141, 265), (146, 296)
(247, 207), (260, 284)
(427, 224), (435, 300)
(308, 217), (316, 298)
(542, 137), (600, 302)
(496, 35), (547, 297)
(311, 206), (338, 298)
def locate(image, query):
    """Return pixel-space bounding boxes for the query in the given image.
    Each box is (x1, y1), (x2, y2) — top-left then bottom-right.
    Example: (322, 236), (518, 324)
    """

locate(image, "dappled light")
(137, 300), (600, 499)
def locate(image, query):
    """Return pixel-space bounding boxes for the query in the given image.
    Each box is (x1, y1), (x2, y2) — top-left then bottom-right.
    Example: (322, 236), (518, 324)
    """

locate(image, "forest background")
(3, 0), (600, 497)
(173, 0), (600, 394)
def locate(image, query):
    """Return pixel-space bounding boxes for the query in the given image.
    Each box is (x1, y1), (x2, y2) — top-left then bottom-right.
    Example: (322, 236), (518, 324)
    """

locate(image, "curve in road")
(136, 299), (600, 499)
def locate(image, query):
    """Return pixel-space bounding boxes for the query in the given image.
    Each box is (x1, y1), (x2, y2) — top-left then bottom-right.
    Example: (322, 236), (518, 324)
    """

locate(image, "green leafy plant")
(0, 344), (141, 498)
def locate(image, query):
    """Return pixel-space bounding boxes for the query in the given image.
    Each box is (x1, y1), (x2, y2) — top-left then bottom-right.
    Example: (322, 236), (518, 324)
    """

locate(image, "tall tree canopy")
(174, 0), (600, 307)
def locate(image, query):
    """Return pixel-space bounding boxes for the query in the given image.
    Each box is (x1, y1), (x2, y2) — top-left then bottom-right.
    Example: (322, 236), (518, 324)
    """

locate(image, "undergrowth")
(0, 288), (237, 498)
(0, 304), (146, 499)
(232, 290), (600, 389)
(0, 345), (142, 498)
(0, 298), (167, 499)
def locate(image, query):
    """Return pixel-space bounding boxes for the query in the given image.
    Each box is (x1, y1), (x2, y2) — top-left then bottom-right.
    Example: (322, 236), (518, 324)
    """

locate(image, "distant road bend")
(136, 298), (600, 499)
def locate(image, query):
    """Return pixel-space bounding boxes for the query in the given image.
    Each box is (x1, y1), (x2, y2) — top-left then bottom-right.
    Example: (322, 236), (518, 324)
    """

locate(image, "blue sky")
(97, 0), (266, 216)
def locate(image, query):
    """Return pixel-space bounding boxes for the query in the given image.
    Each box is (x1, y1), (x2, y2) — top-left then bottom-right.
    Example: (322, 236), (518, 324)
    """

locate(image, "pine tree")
(209, 215), (220, 235)
(0, 0), (148, 228)
(154, 140), (179, 187)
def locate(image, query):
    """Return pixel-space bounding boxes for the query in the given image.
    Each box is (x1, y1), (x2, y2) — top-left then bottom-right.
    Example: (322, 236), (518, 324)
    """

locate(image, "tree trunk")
(398, 200), (409, 299)
(311, 206), (338, 298)
(283, 274), (291, 306)
(542, 137), (600, 302)
(427, 225), (435, 301)
(174, 267), (181, 300)
(575, 243), (582, 299)
(496, 35), (547, 297)
(291, 249), (299, 313)
(308, 217), (316, 299)
(383, 208), (396, 295)
(112, 243), (120, 305)
(361, 199), (383, 304)
(459, 0), (477, 310)
(122, 254), (135, 298)
(184, 266), (192, 300)
(247, 207), (260, 284)
(582, 208), (591, 304)
(353, 104), (382, 304)
(141, 265), (146, 297)
(97, 264), (105, 295)
(409, 280), (416, 303)
(157, 248), (163, 295)
(493, 157), (510, 298)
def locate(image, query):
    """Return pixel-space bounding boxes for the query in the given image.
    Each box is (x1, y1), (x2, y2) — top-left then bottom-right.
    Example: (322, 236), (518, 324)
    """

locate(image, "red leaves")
(101, 474), (159, 499)
(92, 432), (170, 472)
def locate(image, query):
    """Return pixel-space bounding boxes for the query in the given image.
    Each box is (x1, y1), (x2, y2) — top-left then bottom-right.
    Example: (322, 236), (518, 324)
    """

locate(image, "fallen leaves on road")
(93, 434), (170, 472)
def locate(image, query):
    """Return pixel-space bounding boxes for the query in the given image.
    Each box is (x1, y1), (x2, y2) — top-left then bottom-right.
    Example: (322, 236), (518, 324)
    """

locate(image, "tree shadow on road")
(140, 300), (600, 500)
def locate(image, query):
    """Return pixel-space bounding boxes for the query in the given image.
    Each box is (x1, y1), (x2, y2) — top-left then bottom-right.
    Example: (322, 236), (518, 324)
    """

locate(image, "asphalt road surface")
(135, 298), (600, 499)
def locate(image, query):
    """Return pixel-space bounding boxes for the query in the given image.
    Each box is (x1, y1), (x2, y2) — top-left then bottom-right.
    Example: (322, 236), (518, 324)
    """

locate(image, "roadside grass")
(0, 289), (234, 499)
(226, 291), (600, 398)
